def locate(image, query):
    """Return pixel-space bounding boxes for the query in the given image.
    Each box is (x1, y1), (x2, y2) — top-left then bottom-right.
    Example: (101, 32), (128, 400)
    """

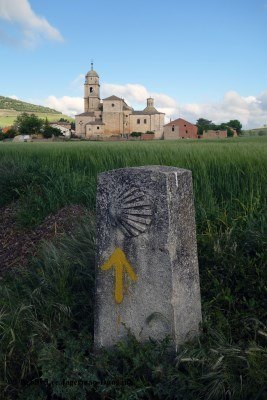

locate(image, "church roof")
(85, 120), (105, 126)
(123, 105), (132, 111)
(86, 62), (99, 78)
(103, 95), (122, 101)
(132, 107), (162, 115)
(76, 112), (95, 117)
(86, 70), (99, 78)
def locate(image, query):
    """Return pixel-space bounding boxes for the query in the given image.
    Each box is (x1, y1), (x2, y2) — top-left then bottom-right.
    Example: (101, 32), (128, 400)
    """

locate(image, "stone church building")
(75, 64), (165, 139)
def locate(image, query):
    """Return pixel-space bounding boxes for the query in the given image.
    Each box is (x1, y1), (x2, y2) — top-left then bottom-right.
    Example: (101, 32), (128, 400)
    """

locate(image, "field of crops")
(0, 110), (74, 128)
(0, 137), (266, 399)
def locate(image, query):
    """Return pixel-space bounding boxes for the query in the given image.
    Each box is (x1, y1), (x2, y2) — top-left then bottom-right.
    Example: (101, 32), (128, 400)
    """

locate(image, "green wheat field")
(0, 137), (266, 399)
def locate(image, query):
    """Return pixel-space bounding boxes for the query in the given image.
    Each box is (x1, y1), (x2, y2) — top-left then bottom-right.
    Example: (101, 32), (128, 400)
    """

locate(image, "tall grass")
(0, 137), (266, 399)
(0, 138), (266, 227)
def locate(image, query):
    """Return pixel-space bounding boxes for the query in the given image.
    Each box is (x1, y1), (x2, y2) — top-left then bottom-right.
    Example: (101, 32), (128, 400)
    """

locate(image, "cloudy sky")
(0, 0), (267, 128)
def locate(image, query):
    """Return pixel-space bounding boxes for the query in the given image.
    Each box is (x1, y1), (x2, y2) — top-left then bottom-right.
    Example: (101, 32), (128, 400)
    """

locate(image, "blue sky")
(0, 0), (267, 127)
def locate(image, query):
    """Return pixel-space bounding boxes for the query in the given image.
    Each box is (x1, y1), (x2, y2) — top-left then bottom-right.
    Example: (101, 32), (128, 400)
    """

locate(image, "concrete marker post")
(94, 166), (202, 349)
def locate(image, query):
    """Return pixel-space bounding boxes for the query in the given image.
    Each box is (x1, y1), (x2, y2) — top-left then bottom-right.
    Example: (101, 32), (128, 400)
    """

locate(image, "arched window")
(90, 87), (94, 93)
(172, 125), (175, 132)
(137, 119), (140, 124)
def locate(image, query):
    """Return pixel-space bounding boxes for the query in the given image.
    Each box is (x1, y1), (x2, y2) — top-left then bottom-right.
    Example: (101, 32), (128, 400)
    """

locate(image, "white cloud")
(42, 81), (267, 128)
(44, 96), (83, 117)
(102, 82), (177, 109)
(180, 90), (267, 128)
(0, 0), (63, 47)
(101, 83), (267, 127)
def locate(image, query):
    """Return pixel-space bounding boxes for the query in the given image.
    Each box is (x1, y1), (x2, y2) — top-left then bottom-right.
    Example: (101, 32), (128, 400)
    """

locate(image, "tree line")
(0, 113), (73, 141)
(196, 118), (242, 136)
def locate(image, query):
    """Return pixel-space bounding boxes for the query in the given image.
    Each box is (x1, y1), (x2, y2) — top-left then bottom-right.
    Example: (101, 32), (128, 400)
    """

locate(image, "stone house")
(49, 123), (71, 138)
(201, 130), (227, 139)
(163, 118), (198, 139)
(75, 64), (165, 139)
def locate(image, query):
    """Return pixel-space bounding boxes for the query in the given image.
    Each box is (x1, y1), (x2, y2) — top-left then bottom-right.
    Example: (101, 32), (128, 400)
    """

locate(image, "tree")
(14, 113), (43, 135)
(196, 118), (212, 127)
(42, 119), (61, 138)
(196, 117), (243, 136)
(196, 118), (213, 135)
(226, 120), (242, 135)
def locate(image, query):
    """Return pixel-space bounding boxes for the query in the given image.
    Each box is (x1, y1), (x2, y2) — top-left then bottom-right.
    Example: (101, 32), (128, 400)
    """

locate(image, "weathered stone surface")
(94, 166), (202, 349)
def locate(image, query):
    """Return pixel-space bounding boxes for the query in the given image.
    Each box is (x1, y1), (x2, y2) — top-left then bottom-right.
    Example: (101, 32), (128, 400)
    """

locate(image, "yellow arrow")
(100, 247), (137, 304)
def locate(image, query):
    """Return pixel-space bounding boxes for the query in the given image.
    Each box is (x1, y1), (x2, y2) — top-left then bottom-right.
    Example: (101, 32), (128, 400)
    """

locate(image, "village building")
(163, 118), (198, 140)
(49, 122), (72, 138)
(201, 129), (227, 139)
(75, 63), (165, 139)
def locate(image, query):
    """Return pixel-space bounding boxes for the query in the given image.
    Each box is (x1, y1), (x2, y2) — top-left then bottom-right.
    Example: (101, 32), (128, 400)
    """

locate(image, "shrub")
(0, 127), (18, 140)
(130, 131), (142, 137)
(42, 125), (62, 138)
(14, 113), (43, 135)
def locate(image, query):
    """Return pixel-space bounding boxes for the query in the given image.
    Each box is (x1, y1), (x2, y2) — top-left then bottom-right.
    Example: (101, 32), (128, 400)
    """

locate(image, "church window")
(144, 119), (147, 124)
(90, 87), (94, 93)
(186, 130), (188, 133)
(97, 127), (99, 130)
(137, 119), (140, 124)
(172, 125), (175, 132)
(112, 103), (115, 107)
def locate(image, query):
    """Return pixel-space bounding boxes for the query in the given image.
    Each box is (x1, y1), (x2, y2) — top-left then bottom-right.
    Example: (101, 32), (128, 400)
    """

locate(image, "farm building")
(75, 63), (165, 139)
(163, 118), (198, 140)
(201, 130), (227, 139)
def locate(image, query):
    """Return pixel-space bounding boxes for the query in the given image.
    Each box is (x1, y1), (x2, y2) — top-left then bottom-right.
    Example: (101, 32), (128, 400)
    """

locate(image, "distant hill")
(0, 96), (74, 127)
(243, 126), (267, 136)
(0, 96), (59, 114)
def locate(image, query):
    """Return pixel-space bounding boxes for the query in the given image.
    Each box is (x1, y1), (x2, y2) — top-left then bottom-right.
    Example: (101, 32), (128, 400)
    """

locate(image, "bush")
(130, 131), (142, 137)
(0, 127), (18, 140)
(227, 127), (234, 137)
(14, 113), (43, 135)
(258, 130), (267, 136)
(42, 125), (62, 138)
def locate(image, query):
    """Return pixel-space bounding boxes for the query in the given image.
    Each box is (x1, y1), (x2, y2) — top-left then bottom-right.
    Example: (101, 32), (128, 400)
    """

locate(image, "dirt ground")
(0, 203), (88, 276)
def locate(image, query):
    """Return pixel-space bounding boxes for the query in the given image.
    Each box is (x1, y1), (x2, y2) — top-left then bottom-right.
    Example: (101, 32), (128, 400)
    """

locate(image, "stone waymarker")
(94, 166), (202, 349)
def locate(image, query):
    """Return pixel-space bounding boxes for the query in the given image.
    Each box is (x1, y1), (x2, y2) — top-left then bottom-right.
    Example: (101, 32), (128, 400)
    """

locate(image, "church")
(75, 63), (165, 139)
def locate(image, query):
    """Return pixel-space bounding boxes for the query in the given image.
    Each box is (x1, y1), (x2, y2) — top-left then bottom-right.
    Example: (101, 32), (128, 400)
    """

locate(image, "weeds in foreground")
(0, 139), (266, 398)
(0, 211), (266, 399)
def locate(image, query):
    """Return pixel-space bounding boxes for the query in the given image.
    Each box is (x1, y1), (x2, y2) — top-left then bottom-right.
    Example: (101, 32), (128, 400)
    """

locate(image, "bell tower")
(84, 62), (100, 112)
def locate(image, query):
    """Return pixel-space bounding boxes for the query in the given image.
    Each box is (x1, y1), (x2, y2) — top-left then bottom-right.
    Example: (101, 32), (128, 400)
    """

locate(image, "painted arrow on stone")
(100, 247), (137, 304)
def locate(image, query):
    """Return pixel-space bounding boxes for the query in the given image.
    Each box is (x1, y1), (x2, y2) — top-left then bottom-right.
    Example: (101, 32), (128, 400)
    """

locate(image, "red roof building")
(164, 118), (198, 140)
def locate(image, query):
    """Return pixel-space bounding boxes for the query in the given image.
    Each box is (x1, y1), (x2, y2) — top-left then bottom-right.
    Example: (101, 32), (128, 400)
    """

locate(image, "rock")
(94, 166), (202, 349)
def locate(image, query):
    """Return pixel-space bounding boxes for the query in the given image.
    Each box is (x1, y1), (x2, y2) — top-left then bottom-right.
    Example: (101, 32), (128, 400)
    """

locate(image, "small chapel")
(75, 63), (165, 139)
